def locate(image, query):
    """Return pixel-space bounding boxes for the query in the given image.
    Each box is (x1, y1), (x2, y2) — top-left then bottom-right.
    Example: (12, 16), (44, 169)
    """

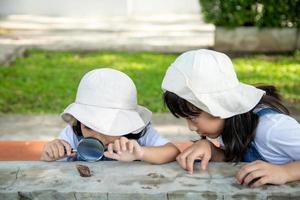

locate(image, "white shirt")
(59, 124), (169, 150)
(253, 108), (300, 164)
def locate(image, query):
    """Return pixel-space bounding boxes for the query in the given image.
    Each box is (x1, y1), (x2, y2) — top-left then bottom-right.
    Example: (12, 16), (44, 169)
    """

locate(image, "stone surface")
(0, 161), (299, 199)
(215, 27), (298, 52)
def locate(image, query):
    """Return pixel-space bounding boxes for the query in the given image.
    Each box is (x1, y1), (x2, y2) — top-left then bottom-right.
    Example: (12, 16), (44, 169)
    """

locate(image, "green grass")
(0, 50), (299, 114)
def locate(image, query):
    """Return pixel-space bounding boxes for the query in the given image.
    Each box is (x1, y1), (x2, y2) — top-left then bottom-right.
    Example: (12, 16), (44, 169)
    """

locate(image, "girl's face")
(186, 111), (225, 139)
(80, 124), (121, 146)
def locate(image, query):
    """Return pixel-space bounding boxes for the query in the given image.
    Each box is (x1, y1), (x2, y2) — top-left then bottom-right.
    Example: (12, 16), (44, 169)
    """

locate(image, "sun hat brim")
(177, 82), (265, 118)
(61, 103), (152, 136)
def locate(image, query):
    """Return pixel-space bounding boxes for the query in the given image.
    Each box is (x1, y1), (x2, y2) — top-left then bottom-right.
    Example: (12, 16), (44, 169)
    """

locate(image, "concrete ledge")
(1, 161), (299, 199)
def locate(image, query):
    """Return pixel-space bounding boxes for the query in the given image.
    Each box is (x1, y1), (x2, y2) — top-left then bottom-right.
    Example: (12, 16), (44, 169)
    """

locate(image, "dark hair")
(163, 85), (289, 162)
(72, 121), (147, 140)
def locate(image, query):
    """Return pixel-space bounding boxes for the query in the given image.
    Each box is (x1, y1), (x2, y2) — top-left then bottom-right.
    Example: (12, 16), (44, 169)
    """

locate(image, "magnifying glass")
(73, 137), (105, 162)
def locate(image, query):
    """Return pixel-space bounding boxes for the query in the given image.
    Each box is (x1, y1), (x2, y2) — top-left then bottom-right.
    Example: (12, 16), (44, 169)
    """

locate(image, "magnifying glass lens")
(77, 138), (105, 162)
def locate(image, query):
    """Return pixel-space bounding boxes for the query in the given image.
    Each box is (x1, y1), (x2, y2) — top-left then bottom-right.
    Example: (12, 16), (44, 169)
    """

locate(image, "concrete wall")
(215, 27), (299, 52)
(0, 0), (201, 17)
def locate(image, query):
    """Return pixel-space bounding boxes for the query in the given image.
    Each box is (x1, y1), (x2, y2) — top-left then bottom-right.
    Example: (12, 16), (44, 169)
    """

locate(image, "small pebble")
(76, 164), (91, 177)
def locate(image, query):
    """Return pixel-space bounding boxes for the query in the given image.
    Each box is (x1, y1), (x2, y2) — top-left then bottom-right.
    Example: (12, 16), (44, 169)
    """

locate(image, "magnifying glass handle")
(64, 148), (77, 154)
(71, 149), (77, 153)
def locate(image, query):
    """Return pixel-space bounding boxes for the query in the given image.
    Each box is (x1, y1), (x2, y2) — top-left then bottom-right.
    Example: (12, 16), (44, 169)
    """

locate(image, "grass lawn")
(0, 50), (299, 114)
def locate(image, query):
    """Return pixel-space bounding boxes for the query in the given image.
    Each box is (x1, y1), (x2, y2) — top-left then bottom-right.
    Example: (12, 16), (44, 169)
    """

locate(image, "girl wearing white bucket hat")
(162, 49), (300, 187)
(41, 68), (179, 163)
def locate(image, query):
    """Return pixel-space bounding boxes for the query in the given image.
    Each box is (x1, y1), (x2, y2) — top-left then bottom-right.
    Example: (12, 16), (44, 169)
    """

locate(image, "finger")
(200, 153), (211, 170)
(127, 141), (134, 153)
(120, 137), (128, 152)
(186, 151), (202, 174)
(236, 162), (262, 184)
(176, 154), (187, 170)
(239, 160), (264, 171)
(56, 141), (66, 157)
(104, 151), (121, 160)
(243, 169), (266, 186)
(107, 143), (114, 154)
(51, 144), (59, 159)
(176, 148), (194, 170)
(132, 140), (143, 158)
(250, 176), (269, 188)
(114, 140), (121, 154)
(186, 157), (196, 174)
(44, 145), (54, 159)
(60, 140), (72, 156)
(46, 149), (54, 160)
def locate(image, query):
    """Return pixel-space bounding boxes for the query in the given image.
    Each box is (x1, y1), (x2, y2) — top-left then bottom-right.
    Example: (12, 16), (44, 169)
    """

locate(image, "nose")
(186, 119), (198, 132)
(88, 135), (108, 147)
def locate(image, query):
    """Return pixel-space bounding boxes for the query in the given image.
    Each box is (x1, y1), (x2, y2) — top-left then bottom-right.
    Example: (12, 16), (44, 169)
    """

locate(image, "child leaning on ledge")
(161, 49), (300, 187)
(41, 68), (179, 164)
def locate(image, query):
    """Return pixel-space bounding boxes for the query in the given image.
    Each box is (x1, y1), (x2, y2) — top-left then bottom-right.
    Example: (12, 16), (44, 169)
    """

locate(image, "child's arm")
(140, 143), (180, 164)
(104, 137), (179, 164)
(236, 160), (300, 187)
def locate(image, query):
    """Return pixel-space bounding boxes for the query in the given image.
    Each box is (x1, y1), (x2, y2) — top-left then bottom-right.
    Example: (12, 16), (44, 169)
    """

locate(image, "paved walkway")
(0, 113), (198, 141)
(1, 112), (299, 142)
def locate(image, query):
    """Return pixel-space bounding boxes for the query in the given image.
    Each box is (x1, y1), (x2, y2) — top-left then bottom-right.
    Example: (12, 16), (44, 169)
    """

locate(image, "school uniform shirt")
(58, 124), (169, 150)
(252, 108), (300, 164)
(218, 108), (300, 164)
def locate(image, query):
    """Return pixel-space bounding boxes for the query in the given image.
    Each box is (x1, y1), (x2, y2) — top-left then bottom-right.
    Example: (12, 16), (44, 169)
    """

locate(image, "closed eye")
(186, 116), (198, 122)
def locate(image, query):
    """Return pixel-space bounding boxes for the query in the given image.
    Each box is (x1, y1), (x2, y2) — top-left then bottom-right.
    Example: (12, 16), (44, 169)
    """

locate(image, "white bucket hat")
(61, 68), (152, 136)
(162, 49), (265, 118)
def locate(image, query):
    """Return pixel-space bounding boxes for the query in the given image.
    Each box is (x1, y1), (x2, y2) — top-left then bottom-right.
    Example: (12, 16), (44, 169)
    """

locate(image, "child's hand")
(236, 160), (289, 187)
(40, 139), (74, 161)
(176, 139), (212, 174)
(104, 137), (144, 162)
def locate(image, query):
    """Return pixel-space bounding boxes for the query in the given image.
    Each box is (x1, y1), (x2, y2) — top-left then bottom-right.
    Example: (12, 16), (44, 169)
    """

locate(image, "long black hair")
(72, 121), (147, 140)
(163, 85), (289, 162)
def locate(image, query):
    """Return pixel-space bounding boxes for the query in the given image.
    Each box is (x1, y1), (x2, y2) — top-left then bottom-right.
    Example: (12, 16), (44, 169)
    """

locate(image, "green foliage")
(199, 0), (300, 27)
(0, 50), (299, 113)
(0, 50), (177, 113)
